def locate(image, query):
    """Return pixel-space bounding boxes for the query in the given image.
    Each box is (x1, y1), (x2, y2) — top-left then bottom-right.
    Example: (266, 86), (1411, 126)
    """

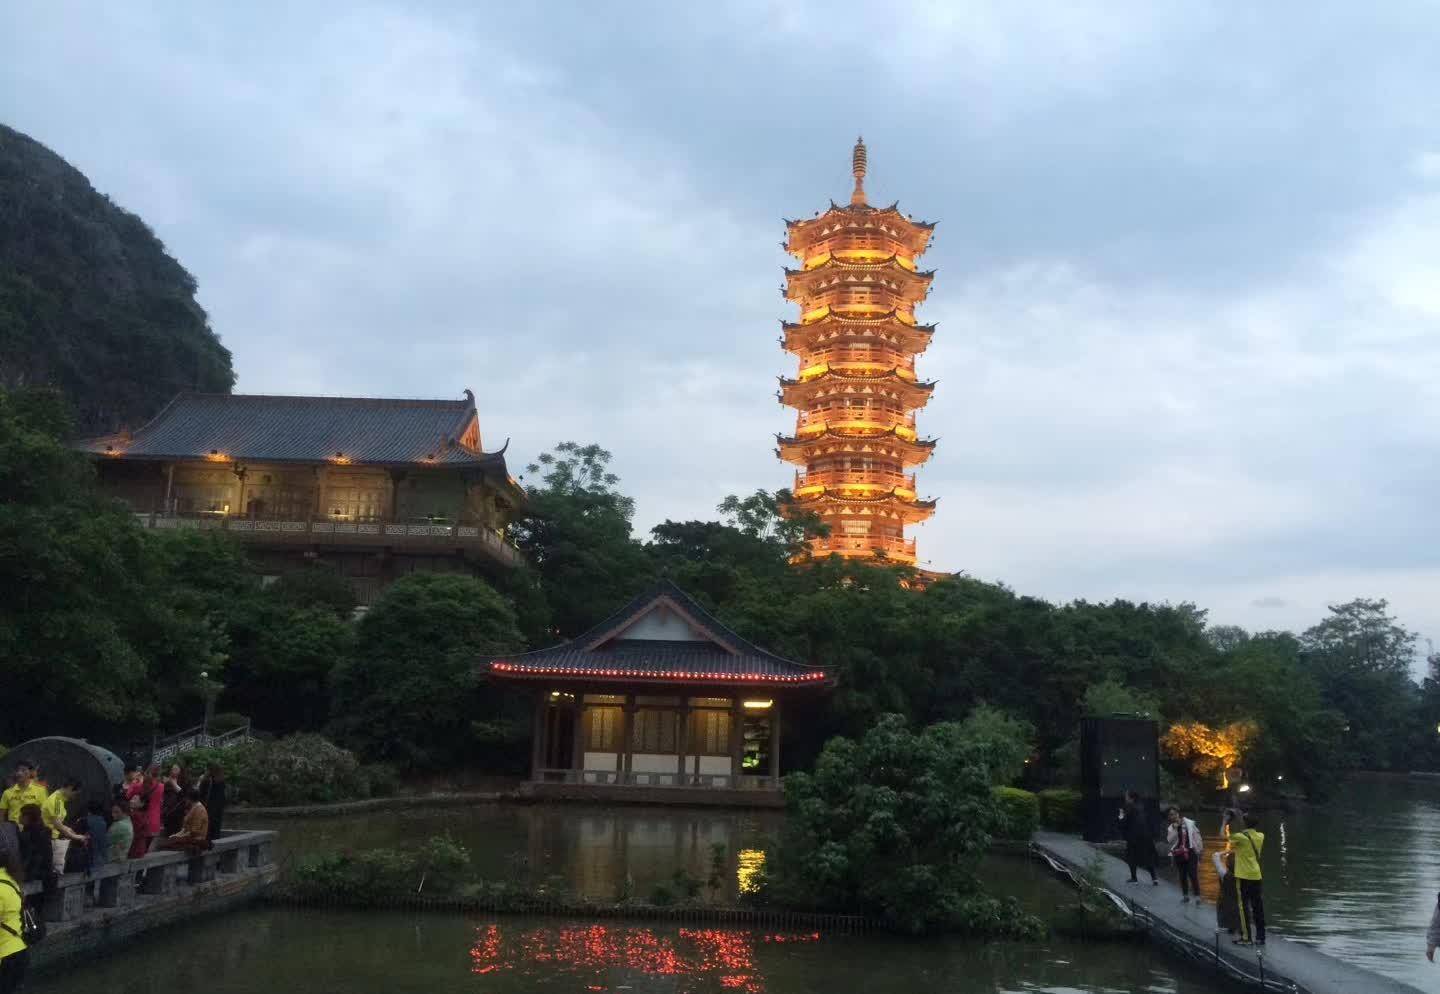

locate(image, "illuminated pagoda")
(486, 580), (830, 805)
(777, 138), (938, 565)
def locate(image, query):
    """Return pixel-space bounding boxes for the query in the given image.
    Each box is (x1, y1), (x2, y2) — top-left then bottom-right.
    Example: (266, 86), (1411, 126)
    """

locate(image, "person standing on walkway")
(1120, 790), (1159, 885)
(0, 846), (29, 994)
(39, 781), (86, 873)
(1233, 812), (1266, 946)
(1166, 806), (1203, 903)
(1213, 808), (1241, 935)
(196, 764), (226, 841)
(0, 765), (45, 827)
(128, 766), (164, 858)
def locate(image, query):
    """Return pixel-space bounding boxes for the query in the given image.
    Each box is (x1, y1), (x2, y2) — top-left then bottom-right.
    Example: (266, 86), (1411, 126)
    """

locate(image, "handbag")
(0, 878), (45, 946)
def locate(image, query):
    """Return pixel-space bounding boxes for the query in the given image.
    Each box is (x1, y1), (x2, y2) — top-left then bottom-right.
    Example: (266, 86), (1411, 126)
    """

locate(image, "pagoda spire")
(850, 136), (868, 206)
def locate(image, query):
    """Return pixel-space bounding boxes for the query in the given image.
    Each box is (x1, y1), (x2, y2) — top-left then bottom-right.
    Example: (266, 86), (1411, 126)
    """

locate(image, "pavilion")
(485, 580), (831, 804)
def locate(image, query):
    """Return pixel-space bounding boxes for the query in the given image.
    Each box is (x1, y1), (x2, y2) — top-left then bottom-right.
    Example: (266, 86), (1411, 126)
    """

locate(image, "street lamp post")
(199, 670), (218, 738)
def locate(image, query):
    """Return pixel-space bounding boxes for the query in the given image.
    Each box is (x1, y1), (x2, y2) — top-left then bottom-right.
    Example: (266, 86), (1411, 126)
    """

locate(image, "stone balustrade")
(19, 830), (278, 967)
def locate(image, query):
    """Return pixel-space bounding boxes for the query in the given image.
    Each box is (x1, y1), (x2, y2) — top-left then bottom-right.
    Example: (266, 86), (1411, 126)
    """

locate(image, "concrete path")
(1033, 832), (1423, 994)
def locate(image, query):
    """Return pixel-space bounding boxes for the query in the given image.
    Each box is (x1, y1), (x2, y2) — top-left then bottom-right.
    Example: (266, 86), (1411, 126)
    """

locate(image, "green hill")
(0, 123), (233, 432)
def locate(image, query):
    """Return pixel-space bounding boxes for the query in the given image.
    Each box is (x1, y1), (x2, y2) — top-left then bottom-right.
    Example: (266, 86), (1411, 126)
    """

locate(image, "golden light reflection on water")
(468, 922), (821, 992)
(736, 849), (766, 895)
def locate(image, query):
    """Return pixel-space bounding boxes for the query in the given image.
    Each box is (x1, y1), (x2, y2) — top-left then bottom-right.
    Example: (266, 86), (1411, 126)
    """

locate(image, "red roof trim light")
(490, 661), (826, 684)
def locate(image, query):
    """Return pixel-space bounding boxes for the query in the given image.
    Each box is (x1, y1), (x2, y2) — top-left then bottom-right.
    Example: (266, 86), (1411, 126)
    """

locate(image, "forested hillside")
(0, 123), (233, 432)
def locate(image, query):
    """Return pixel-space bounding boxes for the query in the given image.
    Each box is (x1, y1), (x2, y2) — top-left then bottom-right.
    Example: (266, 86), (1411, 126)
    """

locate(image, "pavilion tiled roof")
(486, 580), (830, 687)
(74, 390), (510, 470)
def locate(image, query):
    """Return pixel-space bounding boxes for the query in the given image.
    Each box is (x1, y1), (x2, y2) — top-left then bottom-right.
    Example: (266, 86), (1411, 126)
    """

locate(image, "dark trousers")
(0, 948), (30, 994)
(1238, 878), (1266, 943)
(1126, 844), (1157, 882)
(1173, 853), (1200, 896)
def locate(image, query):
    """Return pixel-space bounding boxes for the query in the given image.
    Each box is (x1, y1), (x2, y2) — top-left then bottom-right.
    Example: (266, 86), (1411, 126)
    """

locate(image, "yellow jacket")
(0, 868), (25, 959)
(1233, 828), (1264, 880)
(0, 782), (47, 824)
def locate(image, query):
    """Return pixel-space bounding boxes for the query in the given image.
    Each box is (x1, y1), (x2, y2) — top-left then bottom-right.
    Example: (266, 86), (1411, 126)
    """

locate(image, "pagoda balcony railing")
(796, 411), (917, 433)
(533, 768), (780, 791)
(131, 511), (522, 566)
(814, 536), (918, 562)
(795, 471), (915, 491)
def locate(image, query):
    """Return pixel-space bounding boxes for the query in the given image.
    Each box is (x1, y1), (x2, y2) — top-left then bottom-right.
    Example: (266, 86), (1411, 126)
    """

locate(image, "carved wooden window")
(585, 707), (621, 752)
(631, 710), (678, 753)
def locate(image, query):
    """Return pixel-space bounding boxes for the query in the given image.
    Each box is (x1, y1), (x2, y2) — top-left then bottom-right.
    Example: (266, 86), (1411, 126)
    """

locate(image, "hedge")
(1037, 788), (1082, 832)
(991, 786), (1039, 840)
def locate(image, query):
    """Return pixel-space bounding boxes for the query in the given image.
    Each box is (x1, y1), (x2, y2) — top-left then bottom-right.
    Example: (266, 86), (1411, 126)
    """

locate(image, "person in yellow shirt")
(0, 847), (29, 992)
(0, 762), (47, 825)
(1232, 812), (1266, 947)
(40, 779), (88, 873)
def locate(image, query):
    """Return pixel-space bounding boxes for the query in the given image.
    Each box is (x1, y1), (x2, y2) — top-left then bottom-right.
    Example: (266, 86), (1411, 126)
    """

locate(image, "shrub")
(1037, 788), (1082, 832)
(758, 714), (1042, 937)
(361, 763), (400, 798)
(177, 733), (381, 806)
(207, 712), (250, 735)
(277, 835), (472, 902)
(991, 786), (1039, 840)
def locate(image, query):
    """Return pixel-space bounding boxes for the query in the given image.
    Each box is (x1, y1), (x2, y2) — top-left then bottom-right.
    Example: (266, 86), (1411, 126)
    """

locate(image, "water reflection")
(469, 922), (821, 992)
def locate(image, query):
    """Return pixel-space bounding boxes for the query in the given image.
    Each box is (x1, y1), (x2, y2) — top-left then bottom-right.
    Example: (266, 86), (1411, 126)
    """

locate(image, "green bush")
(1036, 788), (1082, 832)
(991, 786), (1039, 840)
(207, 712), (250, 735)
(177, 733), (384, 806)
(277, 835), (472, 902)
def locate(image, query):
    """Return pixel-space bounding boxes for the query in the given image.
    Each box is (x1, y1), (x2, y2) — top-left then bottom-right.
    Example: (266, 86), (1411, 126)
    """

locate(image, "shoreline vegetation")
(268, 834), (1121, 941)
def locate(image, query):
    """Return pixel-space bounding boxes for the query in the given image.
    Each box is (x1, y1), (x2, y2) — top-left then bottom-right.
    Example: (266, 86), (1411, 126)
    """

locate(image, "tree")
(0, 388), (225, 742)
(330, 573), (524, 769)
(511, 442), (651, 640)
(760, 714), (1041, 936)
(1301, 599), (1419, 770)
(955, 704), (1034, 786)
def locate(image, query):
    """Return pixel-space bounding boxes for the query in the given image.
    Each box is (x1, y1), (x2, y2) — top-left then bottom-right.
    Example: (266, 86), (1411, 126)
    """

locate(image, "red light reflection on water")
(468, 922), (824, 991)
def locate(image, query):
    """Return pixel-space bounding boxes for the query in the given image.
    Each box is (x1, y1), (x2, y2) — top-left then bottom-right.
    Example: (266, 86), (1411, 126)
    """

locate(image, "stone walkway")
(1033, 832), (1423, 994)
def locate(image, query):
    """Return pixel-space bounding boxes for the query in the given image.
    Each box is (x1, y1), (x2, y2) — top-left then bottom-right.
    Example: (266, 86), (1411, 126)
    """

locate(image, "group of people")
(0, 757), (228, 994)
(1119, 789), (1268, 947)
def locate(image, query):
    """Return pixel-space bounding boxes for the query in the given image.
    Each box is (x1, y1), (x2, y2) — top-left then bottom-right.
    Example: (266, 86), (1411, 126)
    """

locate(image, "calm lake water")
(31, 775), (1440, 993)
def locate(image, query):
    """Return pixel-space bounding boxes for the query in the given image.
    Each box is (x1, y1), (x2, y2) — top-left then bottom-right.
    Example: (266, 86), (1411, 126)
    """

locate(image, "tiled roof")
(74, 391), (509, 470)
(487, 580), (829, 687)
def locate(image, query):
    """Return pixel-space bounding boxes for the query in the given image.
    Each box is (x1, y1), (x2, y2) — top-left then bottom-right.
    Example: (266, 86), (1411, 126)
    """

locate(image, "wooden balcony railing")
(133, 513), (522, 566)
(795, 471), (916, 491)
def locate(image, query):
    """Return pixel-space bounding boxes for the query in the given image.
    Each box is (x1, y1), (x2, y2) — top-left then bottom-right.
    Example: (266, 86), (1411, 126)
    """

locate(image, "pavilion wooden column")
(162, 462), (175, 514)
(571, 704), (585, 772)
(677, 703), (691, 784)
(769, 703), (782, 781)
(729, 698), (744, 784)
(620, 695), (635, 781)
(529, 694), (547, 781)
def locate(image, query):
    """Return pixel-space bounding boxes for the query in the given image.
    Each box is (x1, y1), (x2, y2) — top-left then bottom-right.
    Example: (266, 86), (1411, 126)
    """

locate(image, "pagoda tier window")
(632, 710), (679, 753)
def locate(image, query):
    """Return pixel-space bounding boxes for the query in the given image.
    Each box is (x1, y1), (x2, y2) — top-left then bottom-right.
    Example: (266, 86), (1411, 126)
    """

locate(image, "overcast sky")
(4, 2), (1438, 658)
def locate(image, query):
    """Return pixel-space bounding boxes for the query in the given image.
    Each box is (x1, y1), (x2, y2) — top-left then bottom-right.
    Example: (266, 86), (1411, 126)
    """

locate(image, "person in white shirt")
(1166, 806), (1204, 903)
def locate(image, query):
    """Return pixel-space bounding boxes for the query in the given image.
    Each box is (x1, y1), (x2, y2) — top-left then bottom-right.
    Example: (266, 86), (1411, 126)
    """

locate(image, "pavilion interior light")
(743, 700), (774, 709)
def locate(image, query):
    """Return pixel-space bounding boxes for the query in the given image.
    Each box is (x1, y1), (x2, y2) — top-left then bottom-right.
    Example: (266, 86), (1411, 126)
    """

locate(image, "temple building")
(777, 138), (938, 566)
(487, 581), (830, 805)
(76, 390), (524, 604)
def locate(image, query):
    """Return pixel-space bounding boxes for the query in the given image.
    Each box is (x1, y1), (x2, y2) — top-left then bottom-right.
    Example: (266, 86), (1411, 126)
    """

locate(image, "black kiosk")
(1080, 715), (1161, 843)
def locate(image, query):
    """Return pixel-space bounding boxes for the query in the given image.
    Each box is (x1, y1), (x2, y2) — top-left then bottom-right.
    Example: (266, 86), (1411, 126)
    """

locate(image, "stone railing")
(152, 722), (253, 763)
(535, 769), (779, 791)
(133, 513), (522, 566)
(23, 829), (278, 923)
